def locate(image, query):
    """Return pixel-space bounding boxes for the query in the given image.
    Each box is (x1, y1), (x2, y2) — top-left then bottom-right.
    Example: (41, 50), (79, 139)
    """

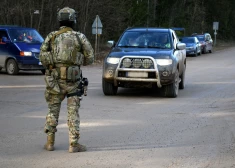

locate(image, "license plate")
(38, 62), (42, 65)
(127, 72), (148, 78)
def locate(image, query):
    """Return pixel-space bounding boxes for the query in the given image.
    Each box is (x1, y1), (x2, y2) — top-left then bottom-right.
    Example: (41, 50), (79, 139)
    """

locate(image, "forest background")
(0, 0), (234, 59)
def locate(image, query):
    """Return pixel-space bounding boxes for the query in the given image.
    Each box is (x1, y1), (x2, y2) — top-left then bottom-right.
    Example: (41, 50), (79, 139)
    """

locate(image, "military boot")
(69, 143), (87, 153)
(44, 134), (55, 151)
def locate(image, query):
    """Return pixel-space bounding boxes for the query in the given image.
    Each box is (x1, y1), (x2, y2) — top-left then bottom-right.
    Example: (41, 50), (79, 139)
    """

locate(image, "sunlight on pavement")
(0, 85), (45, 88)
(58, 120), (141, 128)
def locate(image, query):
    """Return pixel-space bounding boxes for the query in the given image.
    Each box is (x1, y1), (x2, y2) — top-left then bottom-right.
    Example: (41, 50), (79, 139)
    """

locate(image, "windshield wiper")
(119, 45), (139, 48)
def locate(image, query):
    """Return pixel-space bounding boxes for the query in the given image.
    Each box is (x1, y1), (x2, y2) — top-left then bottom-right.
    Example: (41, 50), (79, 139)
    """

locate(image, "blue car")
(0, 26), (44, 75)
(181, 36), (201, 57)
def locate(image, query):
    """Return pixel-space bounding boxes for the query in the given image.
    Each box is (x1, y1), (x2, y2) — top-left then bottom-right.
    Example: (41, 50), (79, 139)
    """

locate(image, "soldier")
(39, 7), (94, 153)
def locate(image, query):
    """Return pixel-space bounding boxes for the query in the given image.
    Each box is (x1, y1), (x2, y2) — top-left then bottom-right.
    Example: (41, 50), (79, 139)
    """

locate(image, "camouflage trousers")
(44, 79), (81, 146)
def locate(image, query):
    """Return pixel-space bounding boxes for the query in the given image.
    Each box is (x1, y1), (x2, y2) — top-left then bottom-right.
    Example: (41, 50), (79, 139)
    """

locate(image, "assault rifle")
(67, 77), (89, 99)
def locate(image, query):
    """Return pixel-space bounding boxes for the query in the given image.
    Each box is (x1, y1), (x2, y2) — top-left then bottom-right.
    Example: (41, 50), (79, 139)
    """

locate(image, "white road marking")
(0, 85), (100, 89)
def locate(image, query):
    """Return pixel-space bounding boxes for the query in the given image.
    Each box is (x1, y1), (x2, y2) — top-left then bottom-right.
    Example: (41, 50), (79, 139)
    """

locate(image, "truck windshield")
(8, 29), (44, 43)
(118, 31), (172, 49)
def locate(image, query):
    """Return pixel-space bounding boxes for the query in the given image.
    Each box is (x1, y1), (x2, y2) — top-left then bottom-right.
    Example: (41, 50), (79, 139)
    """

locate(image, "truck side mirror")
(107, 41), (115, 48)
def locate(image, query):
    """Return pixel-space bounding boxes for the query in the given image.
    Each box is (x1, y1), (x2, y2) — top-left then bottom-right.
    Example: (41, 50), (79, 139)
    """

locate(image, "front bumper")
(186, 49), (196, 55)
(18, 63), (44, 70)
(103, 56), (175, 88)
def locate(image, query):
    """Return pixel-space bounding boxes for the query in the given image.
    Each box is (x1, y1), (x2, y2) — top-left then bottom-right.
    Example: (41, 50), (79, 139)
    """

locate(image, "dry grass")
(214, 39), (235, 51)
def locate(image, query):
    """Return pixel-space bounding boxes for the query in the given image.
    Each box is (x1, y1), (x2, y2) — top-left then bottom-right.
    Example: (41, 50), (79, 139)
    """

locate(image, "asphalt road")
(1, 47), (235, 168)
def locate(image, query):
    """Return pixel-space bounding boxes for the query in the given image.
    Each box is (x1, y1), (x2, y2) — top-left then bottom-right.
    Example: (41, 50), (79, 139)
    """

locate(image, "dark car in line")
(102, 27), (186, 98)
(191, 33), (213, 54)
(181, 36), (201, 56)
(0, 25), (44, 75)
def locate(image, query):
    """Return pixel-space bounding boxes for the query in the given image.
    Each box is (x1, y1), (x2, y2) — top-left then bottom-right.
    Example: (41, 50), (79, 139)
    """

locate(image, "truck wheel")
(162, 69), (179, 98)
(6, 59), (19, 75)
(102, 78), (118, 95)
(179, 65), (185, 89)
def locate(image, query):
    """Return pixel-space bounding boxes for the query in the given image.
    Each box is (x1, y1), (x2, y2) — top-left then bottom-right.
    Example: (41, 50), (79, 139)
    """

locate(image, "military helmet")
(57, 7), (77, 23)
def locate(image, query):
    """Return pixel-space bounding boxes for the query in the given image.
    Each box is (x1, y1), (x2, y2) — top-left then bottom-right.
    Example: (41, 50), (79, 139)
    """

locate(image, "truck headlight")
(123, 58), (132, 68)
(107, 57), (120, 64)
(156, 59), (172, 66)
(133, 59), (142, 68)
(142, 59), (153, 69)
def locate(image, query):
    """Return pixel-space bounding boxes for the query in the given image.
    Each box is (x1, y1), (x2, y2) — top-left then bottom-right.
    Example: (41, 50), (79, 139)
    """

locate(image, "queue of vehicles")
(191, 33), (213, 54)
(102, 27), (214, 98)
(0, 25), (214, 99)
(181, 33), (213, 57)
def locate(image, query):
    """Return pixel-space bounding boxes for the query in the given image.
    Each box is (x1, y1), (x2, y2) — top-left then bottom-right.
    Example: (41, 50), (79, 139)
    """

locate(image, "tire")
(198, 49), (202, 55)
(202, 47), (206, 54)
(194, 49), (198, 57)
(162, 69), (179, 98)
(6, 59), (19, 75)
(41, 69), (46, 75)
(102, 78), (118, 95)
(179, 65), (186, 90)
(209, 48), (212, 53)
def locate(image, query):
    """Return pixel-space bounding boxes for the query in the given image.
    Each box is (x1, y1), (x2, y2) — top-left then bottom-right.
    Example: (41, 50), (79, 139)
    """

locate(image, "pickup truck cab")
(0, 25), (44, 75)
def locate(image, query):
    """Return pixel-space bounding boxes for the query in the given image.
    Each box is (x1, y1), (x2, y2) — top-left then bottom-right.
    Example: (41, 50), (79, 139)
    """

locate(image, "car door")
(205, 34), (212, 51)
(195, 37), (200, 53)
(208, 34), (213, 50)
(0, 30), (10, 68)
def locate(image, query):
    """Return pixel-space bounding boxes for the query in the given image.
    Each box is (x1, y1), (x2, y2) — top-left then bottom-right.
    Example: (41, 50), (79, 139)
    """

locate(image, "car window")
(208, 35), (211, 40)
(205, 34), (210, 41)
(8, 29), (44, 43)
(196, 36), (205, 41)
(181, 38), (194, 43)
(0, 30), (9, 43)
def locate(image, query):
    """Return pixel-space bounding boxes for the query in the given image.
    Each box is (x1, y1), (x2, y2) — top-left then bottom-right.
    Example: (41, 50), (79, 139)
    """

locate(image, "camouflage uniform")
(40, 7), (94, 151)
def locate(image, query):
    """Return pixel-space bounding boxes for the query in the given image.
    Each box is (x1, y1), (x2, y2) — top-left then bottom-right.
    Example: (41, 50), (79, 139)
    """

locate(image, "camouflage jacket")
(40, 26), (94, 66)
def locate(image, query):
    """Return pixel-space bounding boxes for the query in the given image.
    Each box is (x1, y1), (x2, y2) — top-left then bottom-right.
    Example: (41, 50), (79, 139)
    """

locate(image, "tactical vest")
(51, 27), (83, 66)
